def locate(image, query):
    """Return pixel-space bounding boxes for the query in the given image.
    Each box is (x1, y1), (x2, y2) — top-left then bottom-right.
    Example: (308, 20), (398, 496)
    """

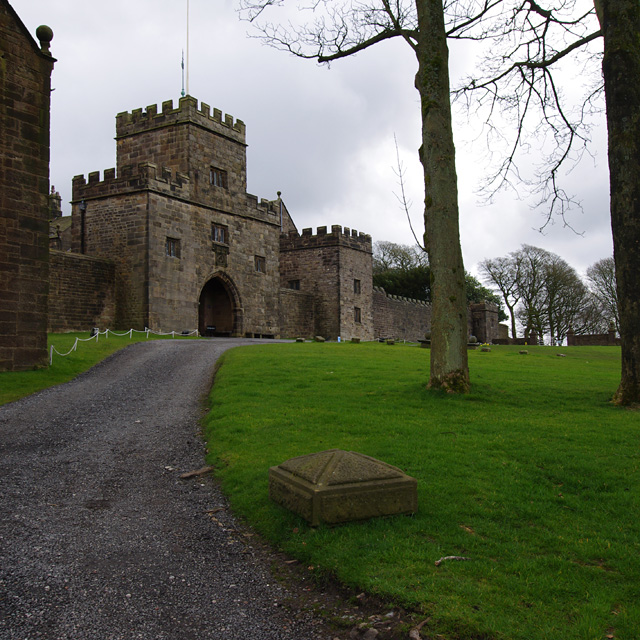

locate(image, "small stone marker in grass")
(269, 449), (417, 526)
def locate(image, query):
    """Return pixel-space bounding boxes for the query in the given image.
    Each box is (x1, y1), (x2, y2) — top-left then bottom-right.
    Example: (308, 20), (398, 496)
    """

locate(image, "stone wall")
(48, 250), (115, 332)
(279, 288), (315, 339)
(0, 2), (54, 370)
(372, 290), (502, 344)
(469, 302), (501, 343)
(567, 328), (620, 347)
(372, 287), (431, 341)
(71, 183), (149, 329)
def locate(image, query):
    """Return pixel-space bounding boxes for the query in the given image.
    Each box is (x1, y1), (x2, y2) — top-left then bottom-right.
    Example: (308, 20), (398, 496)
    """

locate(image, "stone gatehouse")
(59, 94), (499, 343)
(68, 95), (378, 341)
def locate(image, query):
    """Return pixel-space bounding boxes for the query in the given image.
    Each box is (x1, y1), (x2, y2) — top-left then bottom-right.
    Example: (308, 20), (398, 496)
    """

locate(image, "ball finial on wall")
(36, 25), (53, 54)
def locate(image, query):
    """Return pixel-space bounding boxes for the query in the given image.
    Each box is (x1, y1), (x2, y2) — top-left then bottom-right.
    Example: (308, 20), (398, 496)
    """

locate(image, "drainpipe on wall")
(79, 199), (87, 254)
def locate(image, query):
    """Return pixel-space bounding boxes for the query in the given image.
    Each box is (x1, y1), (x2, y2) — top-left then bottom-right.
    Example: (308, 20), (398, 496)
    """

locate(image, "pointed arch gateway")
(198, 273), (243, 337)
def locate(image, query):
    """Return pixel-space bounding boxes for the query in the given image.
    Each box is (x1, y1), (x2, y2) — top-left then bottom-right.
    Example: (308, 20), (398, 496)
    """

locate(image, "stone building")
(280, 226), (374, 340)
(0, 1), (55, 371)
(70, 95), (376, 340)
(63, 94), (500, 343)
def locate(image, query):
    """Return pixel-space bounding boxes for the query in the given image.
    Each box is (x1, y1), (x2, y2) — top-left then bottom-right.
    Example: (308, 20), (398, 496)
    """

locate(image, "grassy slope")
(0, 332), (196, 406)
(204, 343), (639, 640)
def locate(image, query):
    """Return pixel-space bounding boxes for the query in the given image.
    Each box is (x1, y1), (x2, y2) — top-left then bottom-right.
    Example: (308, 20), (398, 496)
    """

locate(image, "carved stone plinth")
(269, 449), (417, 526)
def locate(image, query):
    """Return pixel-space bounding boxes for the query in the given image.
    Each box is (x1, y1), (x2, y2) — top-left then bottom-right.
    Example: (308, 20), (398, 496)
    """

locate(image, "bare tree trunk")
(508, 307), (518, 342)
(415, 0), (469, 392)
(597, 0), (640, 405)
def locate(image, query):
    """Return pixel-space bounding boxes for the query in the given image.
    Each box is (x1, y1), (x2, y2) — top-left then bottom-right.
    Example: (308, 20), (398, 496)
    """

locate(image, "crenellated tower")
(280, 225), (374, 340)
(70, 96), (282, 335)
(114, 95), (247, 210)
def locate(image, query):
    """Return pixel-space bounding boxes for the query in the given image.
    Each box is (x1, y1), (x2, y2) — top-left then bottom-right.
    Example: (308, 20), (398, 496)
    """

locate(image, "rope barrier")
(49, 327), (198, 365)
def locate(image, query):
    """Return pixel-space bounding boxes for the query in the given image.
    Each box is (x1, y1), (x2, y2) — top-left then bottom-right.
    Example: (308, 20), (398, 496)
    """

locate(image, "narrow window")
(211, 223), (228, 244)
(354, 307), (362, 324)
(255, 255), (266, 273)
(354, 279), (361, 294)
(288, 279), (301, 290)
(210, 167), (228, 189)
(165, 237), (180, 258)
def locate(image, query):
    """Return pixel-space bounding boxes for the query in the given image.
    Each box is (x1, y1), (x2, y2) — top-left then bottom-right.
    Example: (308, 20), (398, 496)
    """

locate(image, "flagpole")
(181, 50), (185, 97)
(186, 0), (190, 97)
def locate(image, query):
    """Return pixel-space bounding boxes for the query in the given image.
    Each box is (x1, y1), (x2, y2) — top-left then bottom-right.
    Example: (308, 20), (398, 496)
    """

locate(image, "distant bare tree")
(484, 245), (591, 344)
(579, 294), (613, 335)
(543, 255), (591, 345)
(512, 245), (550, 340)
(586, 256), (619, 332)
(478, 255), (521, 339)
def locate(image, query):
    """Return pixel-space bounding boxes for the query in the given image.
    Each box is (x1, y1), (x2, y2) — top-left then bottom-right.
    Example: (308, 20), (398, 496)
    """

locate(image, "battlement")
(246, 193), (279, 216)
(115, 95), (246, 144)
(373, 286), (430, 307)
(72, 162), (190, 200)
(280, 225), (372, 252)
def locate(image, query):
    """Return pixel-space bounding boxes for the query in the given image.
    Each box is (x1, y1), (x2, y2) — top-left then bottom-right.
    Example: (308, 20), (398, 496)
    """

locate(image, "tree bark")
(597, 0), (640, 405)
(509, 306), (518, 341)
(414, 0), (469, 392)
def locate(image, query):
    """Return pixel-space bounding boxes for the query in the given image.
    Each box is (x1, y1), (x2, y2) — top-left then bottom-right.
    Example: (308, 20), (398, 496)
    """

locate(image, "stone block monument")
(269, 449), (417, 526)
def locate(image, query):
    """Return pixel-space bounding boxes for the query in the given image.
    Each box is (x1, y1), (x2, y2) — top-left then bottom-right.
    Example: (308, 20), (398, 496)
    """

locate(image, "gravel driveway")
(0, 339), (333, 640)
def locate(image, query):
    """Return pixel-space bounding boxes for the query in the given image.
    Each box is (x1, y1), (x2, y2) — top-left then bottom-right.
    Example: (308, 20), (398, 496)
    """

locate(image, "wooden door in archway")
(198, 277), (233, 336)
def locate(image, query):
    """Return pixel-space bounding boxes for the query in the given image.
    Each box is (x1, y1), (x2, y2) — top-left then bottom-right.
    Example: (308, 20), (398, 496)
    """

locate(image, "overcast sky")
(14, 0), (613, 278)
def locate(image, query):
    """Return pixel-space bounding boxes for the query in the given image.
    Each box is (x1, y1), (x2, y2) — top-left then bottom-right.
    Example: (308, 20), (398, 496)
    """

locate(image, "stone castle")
(66, 95), (376, 340)
(62, 95), (499, 343)
(1, 0), (499, 372)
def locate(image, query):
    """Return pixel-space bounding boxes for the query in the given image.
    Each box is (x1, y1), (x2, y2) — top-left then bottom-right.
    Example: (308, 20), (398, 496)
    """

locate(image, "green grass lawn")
(0, 331), (197, 406)
(204, 342), (639, 640)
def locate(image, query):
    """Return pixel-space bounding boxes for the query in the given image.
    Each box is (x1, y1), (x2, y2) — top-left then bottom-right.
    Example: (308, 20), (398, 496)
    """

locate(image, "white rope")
(105, 329), (133, 338)
(76, 333), (99, 343)
(49, 327), (198, 364)
(49, 336), (79, 364)
(145, 328), (198, 337)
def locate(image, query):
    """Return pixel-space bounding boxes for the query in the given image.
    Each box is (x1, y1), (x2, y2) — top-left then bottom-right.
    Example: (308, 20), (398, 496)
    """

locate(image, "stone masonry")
(0, 2), (514, 350)
(280, 226), (373, 341)
(0, 1), (55, 370)
(48, 250), (115, 333)
(72, 97), (288, 336)
(373, 286), (431, 341)
(57, 94), (500, 344)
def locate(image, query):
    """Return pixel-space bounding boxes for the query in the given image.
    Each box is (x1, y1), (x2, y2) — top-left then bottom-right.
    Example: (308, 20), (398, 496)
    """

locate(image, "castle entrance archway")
(198, 275), (242, 337)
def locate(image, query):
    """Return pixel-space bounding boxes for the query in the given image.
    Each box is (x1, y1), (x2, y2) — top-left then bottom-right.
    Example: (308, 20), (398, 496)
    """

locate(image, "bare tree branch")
(392, 135), (425, 252)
